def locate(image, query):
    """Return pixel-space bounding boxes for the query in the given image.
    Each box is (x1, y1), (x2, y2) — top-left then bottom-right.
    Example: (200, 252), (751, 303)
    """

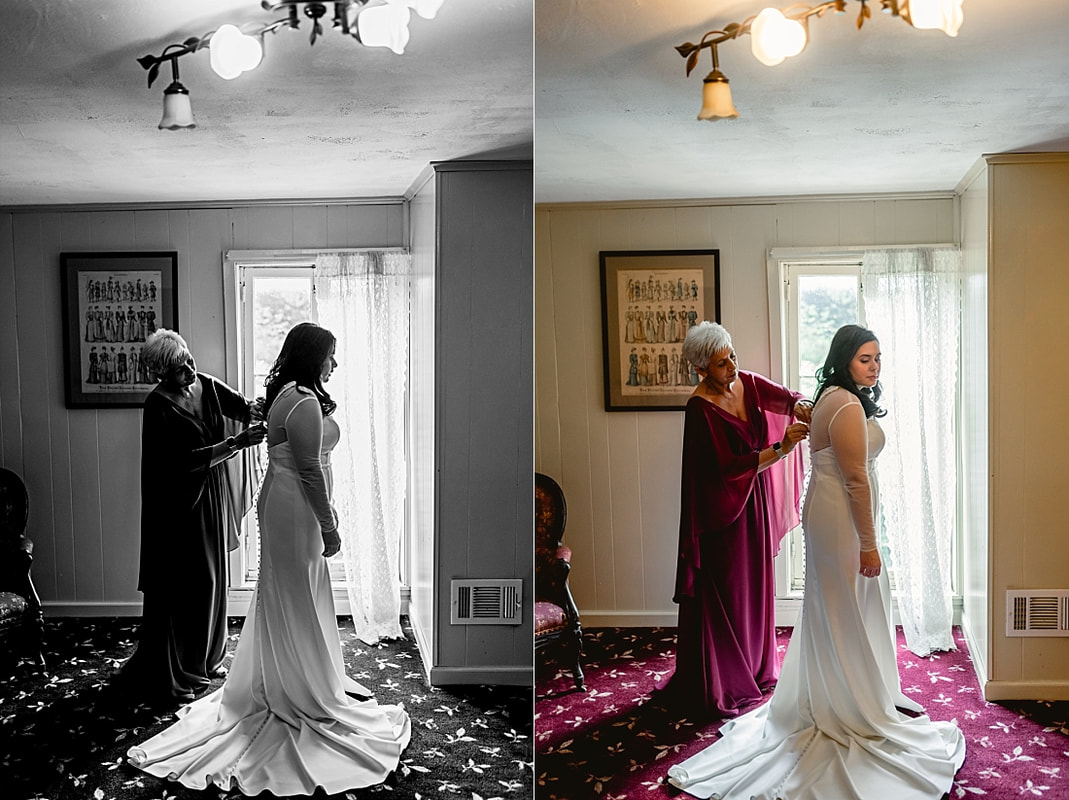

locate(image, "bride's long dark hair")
(813, 324), (885, 418)
(263, 322), (337, 417)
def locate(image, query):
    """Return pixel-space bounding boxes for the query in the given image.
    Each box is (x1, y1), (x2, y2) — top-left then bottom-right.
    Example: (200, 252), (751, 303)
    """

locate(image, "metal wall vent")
(1006, 590), (1069, 637)
(450, 579), (523, 625)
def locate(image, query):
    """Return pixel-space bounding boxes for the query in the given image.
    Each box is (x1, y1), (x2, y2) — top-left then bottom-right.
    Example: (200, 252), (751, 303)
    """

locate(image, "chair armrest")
(555, 544), (572, 564)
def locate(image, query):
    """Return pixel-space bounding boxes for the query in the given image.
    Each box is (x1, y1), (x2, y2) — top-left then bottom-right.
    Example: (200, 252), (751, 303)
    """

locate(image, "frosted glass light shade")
(358, 3), (412, 54)
(907, 0), (964, 36)
(159, 83), (196, 130)
(698, 72), (739, 121)
(210, 23), (263, 80)
(750, 8), (807, 66)
(403, 0), (445, 20)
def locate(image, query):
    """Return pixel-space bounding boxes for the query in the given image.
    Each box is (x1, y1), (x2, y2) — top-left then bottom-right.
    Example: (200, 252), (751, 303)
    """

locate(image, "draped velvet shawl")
(673, 371), (805, 602)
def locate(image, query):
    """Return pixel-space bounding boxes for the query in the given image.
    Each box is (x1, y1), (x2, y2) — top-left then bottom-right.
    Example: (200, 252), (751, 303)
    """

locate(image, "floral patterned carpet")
(1, 617), (532, 800)
(535, 627), (1069, 800)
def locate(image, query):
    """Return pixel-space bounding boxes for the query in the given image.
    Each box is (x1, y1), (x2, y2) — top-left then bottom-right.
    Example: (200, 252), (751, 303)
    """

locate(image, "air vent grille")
(450, 579), (523, 625)
(1006, 590), (1069, 637)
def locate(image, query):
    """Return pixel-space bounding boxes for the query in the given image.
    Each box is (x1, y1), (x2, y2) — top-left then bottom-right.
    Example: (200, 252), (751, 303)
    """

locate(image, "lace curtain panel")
(862, 247), (961, 657)
(314, 250), (410, 645)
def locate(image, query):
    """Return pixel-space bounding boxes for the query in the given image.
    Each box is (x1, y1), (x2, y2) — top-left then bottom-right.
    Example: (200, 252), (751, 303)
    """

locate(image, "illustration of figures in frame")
(61, 251), (179, 408)
(600, 250), (720, 411)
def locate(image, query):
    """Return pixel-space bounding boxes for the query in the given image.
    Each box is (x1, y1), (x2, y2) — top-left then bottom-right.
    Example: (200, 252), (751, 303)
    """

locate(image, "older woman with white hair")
(119, 329), (266, 705)
(658, 321), (811, 718)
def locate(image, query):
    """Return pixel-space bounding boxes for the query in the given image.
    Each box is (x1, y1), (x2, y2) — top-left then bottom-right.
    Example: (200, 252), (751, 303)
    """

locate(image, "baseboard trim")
(982, 680), (1069, 702)
(44, 589), (411, 620)
(429, 665), (533, 687)
(43, 602), (141, 617)
(582, 596), (964, 630)
(959, 612), (989, 695)
(409, 611), (434, 684)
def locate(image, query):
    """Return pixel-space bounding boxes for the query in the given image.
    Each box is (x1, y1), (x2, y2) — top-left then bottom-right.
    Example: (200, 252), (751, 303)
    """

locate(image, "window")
(781, 260), (870, 592)
(225, 257), (349, 587)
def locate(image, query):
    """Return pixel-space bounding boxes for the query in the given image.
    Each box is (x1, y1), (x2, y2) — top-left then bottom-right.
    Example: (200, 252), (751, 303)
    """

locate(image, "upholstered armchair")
(534, 472), (584, 691)
(0, 468), (46, 671)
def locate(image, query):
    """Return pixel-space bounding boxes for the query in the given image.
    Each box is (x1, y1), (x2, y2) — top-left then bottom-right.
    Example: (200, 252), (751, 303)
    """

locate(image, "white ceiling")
(536, 0), (1069, 204)
(0, 0), (533, 206)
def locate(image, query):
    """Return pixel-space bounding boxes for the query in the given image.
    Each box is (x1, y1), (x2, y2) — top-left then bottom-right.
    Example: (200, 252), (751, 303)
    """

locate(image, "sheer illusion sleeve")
(284, 396), (337, 533)
(821, 392), (878, 552)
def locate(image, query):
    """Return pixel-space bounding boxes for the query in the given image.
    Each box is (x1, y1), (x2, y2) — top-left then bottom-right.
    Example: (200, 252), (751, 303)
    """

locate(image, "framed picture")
(60, 251), (179, 408)
(599, 249), (721, 411)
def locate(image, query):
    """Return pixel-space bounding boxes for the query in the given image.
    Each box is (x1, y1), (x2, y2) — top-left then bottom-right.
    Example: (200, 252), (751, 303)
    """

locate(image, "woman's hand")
(237, 422), (267, 449)
(322, 528), (341, 558)
(860, 548), (881, 578)
(781, 422), (810, 454)
(249, 397), (266, 422)
(793, 399), (813, 425)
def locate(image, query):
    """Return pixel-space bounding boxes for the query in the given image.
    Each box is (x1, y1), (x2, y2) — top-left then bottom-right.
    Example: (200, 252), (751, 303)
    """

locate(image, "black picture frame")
(60, 251), (179, 408)
(599, 249), (721, 411)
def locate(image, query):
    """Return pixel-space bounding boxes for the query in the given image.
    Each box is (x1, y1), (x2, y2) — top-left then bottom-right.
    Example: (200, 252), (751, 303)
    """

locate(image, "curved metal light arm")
(676, 0), (908, 76)
(137, 1), (371, 85)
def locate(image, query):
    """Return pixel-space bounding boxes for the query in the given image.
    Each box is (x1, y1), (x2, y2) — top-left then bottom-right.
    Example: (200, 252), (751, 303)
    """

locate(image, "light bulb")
(750, 8), (808, 67)
(210, 24), (263, 80)
(358, 3), (412, 54)
(907, 0), (964, 36)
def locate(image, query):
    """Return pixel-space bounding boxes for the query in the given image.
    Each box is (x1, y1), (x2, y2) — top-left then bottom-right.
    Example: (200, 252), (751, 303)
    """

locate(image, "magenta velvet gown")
(663, 371), (804, 717)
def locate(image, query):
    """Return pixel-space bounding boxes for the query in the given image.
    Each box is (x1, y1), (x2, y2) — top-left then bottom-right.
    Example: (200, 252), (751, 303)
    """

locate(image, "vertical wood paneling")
(14, 213), (59, 600)
(533, 209), (561, 479)
(292, 206), (328, 250)
(41, 211), (76, 602)
(1, 202), (403, 613)
(1, 213), (20, 469)
(535, 195), (959, 624)
(838, 201), (877, 246)
(246, 207), (295, 250)
(89, 211), (141, 603)
(987, 157), (1069, 689)
(60, 213), (104, 603)
(407, 181), (437, 669)
(430, 164), (532, 680)
(959, 166), (989, 680)
(0, 213), (24, 470)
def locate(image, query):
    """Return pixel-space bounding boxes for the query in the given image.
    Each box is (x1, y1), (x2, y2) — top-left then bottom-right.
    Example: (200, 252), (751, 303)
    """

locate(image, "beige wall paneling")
(535, 195), (958, 627)
(986, 154), (1069, 700)
(533, 209), (561, 480)
(958, 162), (990, 688)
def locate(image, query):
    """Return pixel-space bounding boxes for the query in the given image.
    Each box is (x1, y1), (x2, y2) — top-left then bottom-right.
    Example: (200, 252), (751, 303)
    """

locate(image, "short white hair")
(141, 329), (190, 380)
(681, 321), (733, 370)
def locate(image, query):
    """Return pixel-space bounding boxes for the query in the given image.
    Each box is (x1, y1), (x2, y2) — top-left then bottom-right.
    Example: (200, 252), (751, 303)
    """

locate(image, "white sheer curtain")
(862, 247), (960, 656)
(314, 250), (410, 644)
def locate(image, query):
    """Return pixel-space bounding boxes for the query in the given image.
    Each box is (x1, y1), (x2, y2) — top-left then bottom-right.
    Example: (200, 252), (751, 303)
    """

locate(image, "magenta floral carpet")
(536, 627), (1068, 799)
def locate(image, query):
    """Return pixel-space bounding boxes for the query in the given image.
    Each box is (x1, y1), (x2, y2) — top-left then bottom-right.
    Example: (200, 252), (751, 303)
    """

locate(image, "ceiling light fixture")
(137, 0), (445, 128)
(677, 0), (964, 121)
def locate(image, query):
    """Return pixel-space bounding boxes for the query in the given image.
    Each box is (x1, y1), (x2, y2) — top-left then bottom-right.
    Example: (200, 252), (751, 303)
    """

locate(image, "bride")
(667, 324), (965, 800)
(128, 322), (411, 796)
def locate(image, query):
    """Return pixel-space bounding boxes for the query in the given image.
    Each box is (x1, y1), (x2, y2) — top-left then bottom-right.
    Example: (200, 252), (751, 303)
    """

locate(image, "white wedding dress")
(667, 387), (965, 799)
(128, 383), (411, 796)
